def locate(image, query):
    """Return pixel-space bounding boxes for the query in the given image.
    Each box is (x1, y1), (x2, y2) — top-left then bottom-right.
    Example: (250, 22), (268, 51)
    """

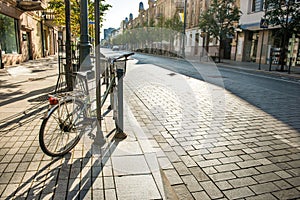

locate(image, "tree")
(265, 0), (300, 71)
(164, 14), (183, 52)
(199, 0), (241, 62)
(48, 0), (111, 37)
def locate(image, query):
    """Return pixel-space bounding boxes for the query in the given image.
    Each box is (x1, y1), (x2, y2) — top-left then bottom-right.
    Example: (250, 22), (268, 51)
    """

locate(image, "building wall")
(0, 0), (58, 66)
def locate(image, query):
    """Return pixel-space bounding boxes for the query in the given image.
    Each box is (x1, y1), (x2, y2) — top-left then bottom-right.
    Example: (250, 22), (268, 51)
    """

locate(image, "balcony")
(17, 0), (47, 11)
(175, 0), (184, 9)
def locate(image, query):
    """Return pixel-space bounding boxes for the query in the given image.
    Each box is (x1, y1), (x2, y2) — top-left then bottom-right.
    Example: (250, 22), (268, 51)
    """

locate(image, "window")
(251, 0), (264, 12)
(0, 14), (20, 54)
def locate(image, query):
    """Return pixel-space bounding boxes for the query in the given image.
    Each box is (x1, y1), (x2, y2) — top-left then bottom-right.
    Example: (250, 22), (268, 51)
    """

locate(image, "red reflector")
(49, 96), (59, 105)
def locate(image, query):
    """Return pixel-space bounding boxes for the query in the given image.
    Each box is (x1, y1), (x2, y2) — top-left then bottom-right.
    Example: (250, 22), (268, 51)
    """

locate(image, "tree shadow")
(0, 85), (55, 107)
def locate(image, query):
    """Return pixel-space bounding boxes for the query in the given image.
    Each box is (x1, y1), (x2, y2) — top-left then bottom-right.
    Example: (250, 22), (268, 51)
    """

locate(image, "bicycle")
(39, 52), (134, 157)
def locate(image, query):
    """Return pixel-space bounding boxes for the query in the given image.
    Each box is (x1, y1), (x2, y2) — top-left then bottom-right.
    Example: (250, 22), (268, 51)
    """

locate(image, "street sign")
(260, 18), (268, 29)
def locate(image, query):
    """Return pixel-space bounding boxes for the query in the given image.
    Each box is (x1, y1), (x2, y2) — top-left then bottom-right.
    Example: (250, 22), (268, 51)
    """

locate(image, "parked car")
(112, 45), (119, 51)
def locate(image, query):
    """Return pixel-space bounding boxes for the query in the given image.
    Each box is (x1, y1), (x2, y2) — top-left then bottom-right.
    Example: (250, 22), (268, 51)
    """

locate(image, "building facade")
(0, 0), (59, 67)
(116, 0), (299, 65)
(121, 0), (229, 59)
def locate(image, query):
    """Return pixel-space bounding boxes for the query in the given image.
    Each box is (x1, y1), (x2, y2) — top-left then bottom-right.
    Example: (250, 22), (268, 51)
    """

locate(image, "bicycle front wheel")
(39, 98), (85, 157)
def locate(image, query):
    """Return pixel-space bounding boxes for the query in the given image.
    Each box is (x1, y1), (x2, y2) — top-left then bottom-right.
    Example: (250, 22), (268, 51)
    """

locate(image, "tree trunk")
(280, 30), (289, 71)
(218, 36), (222, 63)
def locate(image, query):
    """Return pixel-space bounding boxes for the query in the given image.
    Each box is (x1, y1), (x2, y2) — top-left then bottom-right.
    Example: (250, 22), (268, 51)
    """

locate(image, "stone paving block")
(269, 149), (291, 156)
(92, 189), (104, 199)
(287, 160), (300, 168)
(215, 181), (233, 190)
(9, 172), (25, 184)
(274, 170), (293, 179)
(0, 172), (13, 184)
(165, 151), (181, 162)
(214, 163), (240, 173)
(210, 171), (236, 182)
(159, 142), (174, 152)
(202, 167), (218, 175)
(173, 162), (191, 176)
(0, 154), (14, 163)
(192, 191), (211, 200)
(172, 146), (187, 156)
(115, 175), (161, 200)
(111, 155), (150, 176)
(255, 164), (282, 173)
(209, 146), (230, 153)
(237, 160), (262, 169)
(253, 172), (281, 183)
(197, 159), (221, 168)
(223, 150), (245, 157)
(249, 182), (280, 195)
(181, 175), (202, 192)
(273, 180), (293, 190)
(199, 181), (223, 199)
(219, 156), (243, 164)
(180, 155), (197, 167)
(189, 167), (210, 182)
(158, 157), (173, 170)
(286, 176), (300, 187)
(272, 188), (300, 199)
(103, 176), (115, 189)
(1, 183), (19, 197)
(246, 193), (278, 200)
(187, 149), (209, 156)
(224, 186), (255, 199)
(228, 177), (257, 188)
(163, 169), (183, 185)
(233, 168), (260, 178)
(172, 184), (194, 200)
(203, 152), (225, 160)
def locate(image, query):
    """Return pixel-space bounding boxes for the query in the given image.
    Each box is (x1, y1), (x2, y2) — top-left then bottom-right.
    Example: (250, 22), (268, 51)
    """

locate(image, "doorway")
(26, 32), (33, 60)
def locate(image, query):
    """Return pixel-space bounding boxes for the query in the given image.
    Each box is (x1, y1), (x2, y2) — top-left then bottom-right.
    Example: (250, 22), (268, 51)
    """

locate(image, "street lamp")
(79, 0), (92, 71)
(182, 0), (187, 58)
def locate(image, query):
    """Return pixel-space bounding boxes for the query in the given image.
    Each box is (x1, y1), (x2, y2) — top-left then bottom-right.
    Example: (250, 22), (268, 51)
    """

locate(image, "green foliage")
(48, 0), (111, 37)
(265, 0), (300, 68)
(164, 14), (183, 32)
(199, 0), (241, 42)
(265, 0), (300, 35)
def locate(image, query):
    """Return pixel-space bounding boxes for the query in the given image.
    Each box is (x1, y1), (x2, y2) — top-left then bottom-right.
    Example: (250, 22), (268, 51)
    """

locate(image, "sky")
(101, 0), (148, 38)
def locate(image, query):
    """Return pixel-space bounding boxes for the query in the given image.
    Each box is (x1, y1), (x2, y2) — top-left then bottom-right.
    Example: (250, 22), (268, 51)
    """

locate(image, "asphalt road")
(132, 53), (300, 132)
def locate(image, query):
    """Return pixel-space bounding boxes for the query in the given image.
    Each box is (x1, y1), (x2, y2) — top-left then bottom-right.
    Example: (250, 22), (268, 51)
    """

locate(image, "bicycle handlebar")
(111, 52), (134, 63)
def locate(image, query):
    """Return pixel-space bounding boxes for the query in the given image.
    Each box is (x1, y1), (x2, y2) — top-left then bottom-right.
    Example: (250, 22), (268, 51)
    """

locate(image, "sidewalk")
(218, 59), (300, 80)
(0, 54), (300, 199)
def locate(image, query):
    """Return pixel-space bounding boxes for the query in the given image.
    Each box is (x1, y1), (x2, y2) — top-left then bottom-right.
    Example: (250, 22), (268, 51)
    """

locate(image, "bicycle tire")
(39, 98), (85, 157)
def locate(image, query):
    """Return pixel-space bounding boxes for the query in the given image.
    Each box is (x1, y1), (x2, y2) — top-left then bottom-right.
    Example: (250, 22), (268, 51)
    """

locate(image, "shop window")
(0, 14), (20, 54)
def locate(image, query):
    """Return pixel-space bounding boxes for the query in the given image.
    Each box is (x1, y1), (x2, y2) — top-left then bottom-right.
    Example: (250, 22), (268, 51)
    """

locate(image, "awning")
(240, 22), (261, 31)
(240, 22), (279, 31)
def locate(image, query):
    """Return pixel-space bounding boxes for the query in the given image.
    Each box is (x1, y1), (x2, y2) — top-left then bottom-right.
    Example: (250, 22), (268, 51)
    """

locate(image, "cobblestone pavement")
(123, 61), (300, 199)
(0, 54), (300, 199)
(0, 56), (165, 199)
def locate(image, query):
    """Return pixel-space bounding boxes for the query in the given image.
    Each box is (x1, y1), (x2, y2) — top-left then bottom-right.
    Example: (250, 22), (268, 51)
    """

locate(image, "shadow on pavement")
(0, 85), (55, 107)
(4, 123), (120, 199)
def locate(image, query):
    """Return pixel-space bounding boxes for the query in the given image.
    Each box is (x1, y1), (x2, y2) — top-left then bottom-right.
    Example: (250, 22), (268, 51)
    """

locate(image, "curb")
(217, 62), (300, 81)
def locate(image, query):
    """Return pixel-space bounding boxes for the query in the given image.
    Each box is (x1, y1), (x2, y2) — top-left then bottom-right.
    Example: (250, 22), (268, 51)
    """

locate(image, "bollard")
(116, 68), (124, 134)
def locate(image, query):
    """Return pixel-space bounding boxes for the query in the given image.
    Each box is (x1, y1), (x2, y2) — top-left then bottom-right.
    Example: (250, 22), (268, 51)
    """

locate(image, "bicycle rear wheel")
(39, 98), (85, 157)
